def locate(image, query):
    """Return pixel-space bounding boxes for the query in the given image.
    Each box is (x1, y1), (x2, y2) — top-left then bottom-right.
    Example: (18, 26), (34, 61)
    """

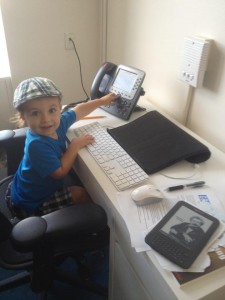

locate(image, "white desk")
(67, 101), (225, 300)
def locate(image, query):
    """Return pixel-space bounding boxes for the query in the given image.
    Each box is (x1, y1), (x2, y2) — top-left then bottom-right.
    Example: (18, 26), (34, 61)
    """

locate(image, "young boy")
(9, 77), (118, 217)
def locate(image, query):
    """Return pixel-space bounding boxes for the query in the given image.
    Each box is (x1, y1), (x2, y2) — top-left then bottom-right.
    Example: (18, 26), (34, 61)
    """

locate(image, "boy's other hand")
(70, 134), (94, 150)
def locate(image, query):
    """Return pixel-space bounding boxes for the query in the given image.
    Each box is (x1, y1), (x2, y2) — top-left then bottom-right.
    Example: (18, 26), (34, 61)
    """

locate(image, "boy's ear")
(20, 112), (27, 126)
(20, 112), (25, 121)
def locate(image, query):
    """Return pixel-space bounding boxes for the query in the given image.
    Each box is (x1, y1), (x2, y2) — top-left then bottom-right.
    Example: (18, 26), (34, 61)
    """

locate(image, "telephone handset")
(90, 62), (146, 120)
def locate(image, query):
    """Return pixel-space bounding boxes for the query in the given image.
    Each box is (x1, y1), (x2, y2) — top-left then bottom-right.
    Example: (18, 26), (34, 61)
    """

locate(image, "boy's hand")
(100, 93), (119, 106)
(70, 134), (94, 150)
(54, 134), (94, 179)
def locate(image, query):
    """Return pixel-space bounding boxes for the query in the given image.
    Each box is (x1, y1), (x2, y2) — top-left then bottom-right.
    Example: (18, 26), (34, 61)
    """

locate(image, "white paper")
(116, 190), (177, 251)
(149, 224), (225, 272)
(162, 186), (225, 224)
(116, 185), (225, 271)
(150, 248), (210, 272)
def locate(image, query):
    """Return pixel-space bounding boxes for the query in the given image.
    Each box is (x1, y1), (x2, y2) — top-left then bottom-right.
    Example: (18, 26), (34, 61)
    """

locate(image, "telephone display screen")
(112, 69), (137, 94)
(92, 63), (145, 120)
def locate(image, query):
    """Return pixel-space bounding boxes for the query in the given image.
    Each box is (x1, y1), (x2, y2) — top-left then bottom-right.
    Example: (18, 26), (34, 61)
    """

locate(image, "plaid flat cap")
(13, 77), (62, 109)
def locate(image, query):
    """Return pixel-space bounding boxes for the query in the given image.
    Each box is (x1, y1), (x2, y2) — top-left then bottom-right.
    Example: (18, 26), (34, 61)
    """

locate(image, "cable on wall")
(69, 37), (89, 100)
(184, 85), (195, 126)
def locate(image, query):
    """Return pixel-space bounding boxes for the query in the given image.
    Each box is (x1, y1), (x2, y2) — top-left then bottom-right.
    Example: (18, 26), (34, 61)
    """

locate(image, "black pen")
(166, 181), (206, 192)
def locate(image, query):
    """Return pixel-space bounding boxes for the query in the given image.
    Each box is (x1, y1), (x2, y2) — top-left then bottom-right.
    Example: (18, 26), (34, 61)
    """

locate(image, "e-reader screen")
(160, 205), (213, 249)
(145, 201), (220, 268)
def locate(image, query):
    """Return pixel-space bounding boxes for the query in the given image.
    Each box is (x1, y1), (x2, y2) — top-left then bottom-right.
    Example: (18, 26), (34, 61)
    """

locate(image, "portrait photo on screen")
(160, 205), (213, 249)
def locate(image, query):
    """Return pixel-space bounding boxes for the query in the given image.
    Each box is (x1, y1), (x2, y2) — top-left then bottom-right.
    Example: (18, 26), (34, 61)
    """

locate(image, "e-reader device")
(145, 201), (220, 268)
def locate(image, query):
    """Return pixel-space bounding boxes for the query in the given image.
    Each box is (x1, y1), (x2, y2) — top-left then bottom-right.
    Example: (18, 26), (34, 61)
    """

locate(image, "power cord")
(159, 164), (201, 180)
(69, 37), (89, 100)
(62, 38), (90, 113)
(184, 86), (195, 126)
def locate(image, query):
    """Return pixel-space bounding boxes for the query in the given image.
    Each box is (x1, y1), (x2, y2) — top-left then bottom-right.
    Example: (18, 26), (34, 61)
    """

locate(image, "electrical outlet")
(64, 33), (75, 50)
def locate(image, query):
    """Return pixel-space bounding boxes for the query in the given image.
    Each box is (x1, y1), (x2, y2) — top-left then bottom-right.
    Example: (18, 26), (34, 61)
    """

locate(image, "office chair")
(0, 128), (109, 299)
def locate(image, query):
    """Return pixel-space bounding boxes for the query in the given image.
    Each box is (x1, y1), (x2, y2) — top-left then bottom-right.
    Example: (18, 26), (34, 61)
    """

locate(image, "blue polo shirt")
(11, 110), (76, 213)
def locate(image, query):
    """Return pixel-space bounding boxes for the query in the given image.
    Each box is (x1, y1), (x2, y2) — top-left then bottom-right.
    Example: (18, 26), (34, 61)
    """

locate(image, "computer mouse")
(131, 185), (163, 206)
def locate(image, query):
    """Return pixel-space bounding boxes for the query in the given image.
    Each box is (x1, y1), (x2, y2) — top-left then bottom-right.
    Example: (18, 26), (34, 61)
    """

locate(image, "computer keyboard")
(73, 122), (149, 191)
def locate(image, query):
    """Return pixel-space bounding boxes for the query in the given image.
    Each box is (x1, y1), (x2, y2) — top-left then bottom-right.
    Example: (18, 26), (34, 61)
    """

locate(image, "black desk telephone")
(90, 62), (146, 120)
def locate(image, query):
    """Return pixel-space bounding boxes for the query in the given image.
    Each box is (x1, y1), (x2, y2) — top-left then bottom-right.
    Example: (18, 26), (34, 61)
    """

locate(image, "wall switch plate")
(64, 33), (75, 50)
(180, 37), (211, 88)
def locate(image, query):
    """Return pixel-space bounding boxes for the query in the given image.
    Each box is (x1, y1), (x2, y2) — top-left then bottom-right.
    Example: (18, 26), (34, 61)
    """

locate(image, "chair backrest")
(0, 128), (27, 176)
(0, 128), (27, 227)
(0, 211), (13, 242)
(0, 176), (14, 242)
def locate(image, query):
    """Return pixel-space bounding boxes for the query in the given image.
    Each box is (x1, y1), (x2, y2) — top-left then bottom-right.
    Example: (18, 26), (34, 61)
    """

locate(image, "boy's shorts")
(39, 187), (73, 215)
(6, 184), (73, 217)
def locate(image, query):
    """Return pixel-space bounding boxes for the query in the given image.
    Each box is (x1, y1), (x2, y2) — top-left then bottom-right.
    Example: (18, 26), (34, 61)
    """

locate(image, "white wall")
(0, 77), (13, 129)
(0, 7), (10, 78)
(1, 0), (225, 153)
(0, 0), (103, 108)
(106, 0), (225, 152)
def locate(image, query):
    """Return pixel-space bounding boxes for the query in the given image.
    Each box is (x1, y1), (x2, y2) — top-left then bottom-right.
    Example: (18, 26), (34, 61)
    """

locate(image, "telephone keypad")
(102, 64), (145, 120)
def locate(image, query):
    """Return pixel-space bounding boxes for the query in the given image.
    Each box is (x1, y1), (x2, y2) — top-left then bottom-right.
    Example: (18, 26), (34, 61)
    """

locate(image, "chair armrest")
(10, 216), (47, 251)
(10, 203), (107, 251)
(0, 130), (15, 143)
(43, 203), (107, 240)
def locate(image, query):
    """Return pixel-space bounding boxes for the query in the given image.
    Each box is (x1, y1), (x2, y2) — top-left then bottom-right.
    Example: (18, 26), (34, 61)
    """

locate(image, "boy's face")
(21, 97), (62, 138)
